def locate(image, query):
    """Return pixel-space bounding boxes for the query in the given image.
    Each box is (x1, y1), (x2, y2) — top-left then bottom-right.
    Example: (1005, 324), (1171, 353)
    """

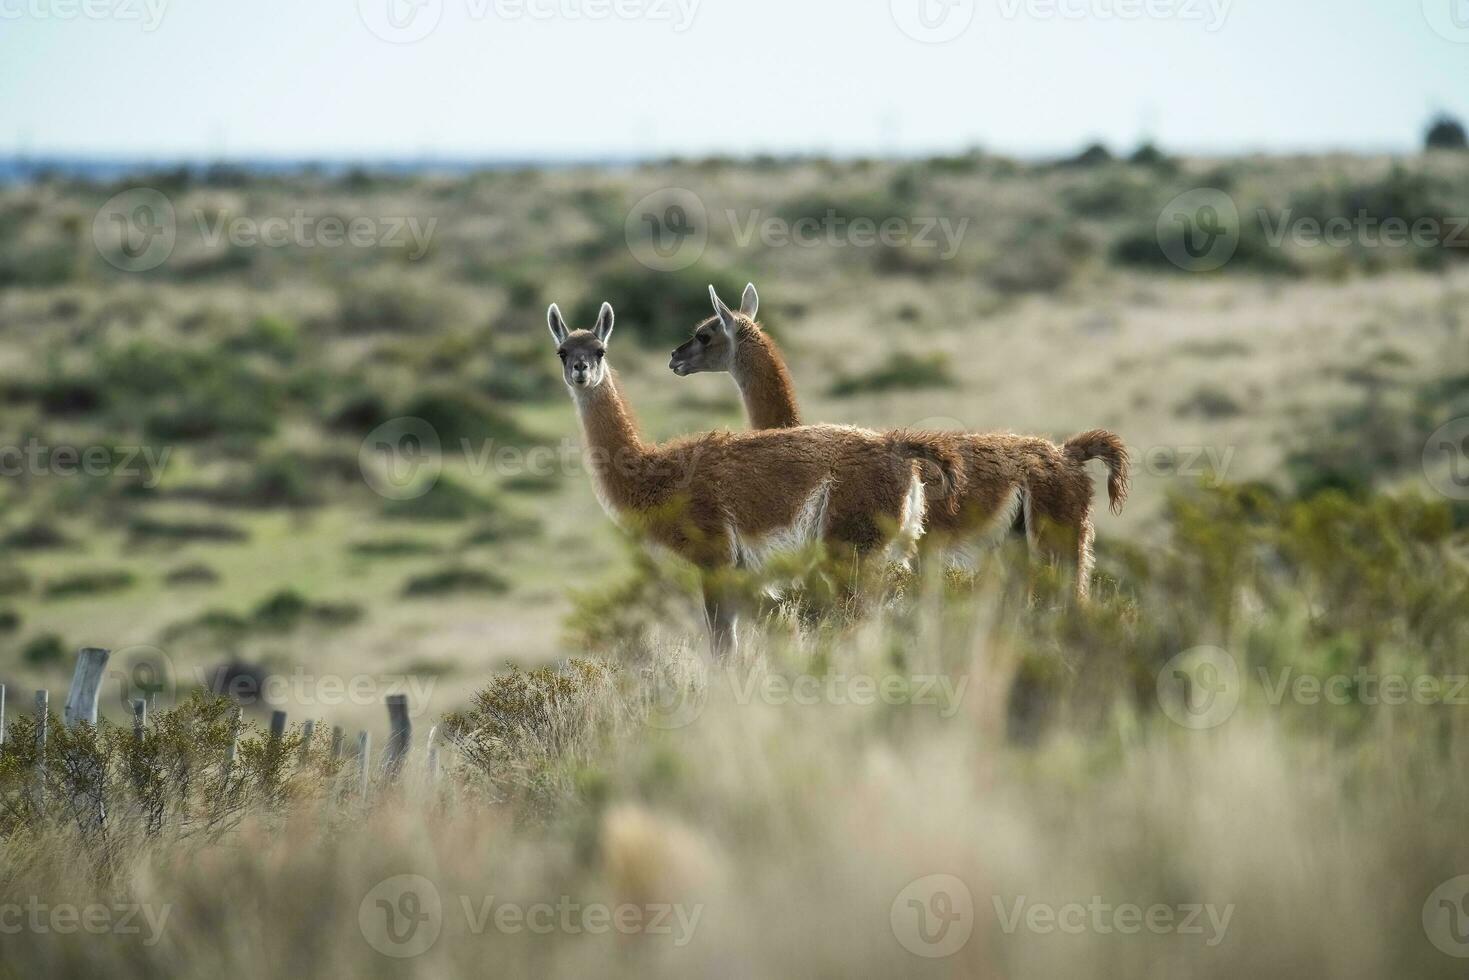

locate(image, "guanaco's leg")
(701, 574), (740, 660)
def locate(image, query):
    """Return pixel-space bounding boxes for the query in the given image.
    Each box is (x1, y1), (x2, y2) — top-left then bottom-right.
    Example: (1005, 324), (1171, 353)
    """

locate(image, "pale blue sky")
(2, 0), (1466, 158)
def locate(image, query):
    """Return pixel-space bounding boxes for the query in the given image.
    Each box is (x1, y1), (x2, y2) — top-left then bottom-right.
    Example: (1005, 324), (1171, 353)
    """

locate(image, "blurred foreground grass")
(2, 483), (1468, 977)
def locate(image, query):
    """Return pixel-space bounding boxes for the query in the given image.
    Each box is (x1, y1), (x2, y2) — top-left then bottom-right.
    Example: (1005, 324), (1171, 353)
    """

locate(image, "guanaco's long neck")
(731, 326), (801, 430)
(571, 369), (647, 508)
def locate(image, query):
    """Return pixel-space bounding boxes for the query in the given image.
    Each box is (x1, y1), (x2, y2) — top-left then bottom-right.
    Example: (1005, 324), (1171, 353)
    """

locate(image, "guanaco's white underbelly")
(728, 479), (832, 569)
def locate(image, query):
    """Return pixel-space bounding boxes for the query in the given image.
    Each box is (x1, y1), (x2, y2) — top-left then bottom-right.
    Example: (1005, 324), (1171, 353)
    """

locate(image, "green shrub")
(0, 567), (33, 596)
(1174, 385), (1245, 419)
(21, 632), (65, 666)
(381, 475), (495, 522)
(165, 562), (221, 586)
(576, 256), (732, 348)
(401, 390), (533, 446)
(402, 566), (510, 598)
(1, 521), (72, 550)
(42, 569), (135, 599)
(828, 352), (955, 397)
(128, 517), (249, 544)
(1426, 114), (1467, 151)
(348, 538), (442, 559)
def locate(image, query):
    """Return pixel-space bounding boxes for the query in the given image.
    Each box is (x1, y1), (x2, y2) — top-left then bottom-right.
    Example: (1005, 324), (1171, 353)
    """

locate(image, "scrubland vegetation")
(1, 149), (1468, 976)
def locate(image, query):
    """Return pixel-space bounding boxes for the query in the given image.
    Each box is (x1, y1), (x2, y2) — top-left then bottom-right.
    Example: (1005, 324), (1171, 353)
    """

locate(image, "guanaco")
(551, 301), (966, 657)
(668, 284), (1129, 597)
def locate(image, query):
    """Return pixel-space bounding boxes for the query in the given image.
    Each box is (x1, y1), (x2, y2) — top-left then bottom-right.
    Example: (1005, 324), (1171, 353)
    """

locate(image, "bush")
(42, 569), (135, 600)
(0, 610), (19, 632)
(401, 390), (534, 446)
(128, 517), (249, 544)
(1061, 143), (1113, 168)
(1174, 385), (1245, 419)
(0, 567), (32, 596)
(22, 632), (65, 666)
(828, 352), (956, 397)
(348, 538), (442, 559)
(577, 256), (733, 349)
(165, 562), (221, 586)
(1, 521), (72, 550)
(1426, 114), (1468, 151)
(382, 476), (496, 522)
(402, 566), (510, 598)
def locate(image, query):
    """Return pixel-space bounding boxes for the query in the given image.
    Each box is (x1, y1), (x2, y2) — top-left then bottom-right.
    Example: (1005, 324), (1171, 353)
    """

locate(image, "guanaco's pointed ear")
(547, 304), (569, 345)
(709, 285), (738, 339)
(740, 282), (759, 320)
(594, 301), (615, 343)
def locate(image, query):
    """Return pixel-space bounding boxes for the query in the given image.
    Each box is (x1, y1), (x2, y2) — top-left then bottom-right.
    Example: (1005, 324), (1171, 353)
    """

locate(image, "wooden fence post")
(221, 705), (243, 800)
(64, 648), (112, 828)
(33, 690), (47, 809)
(331, 726), (344, 761)
(357, 731), (371, 800)
(64, 647), (111, 728)
(299, 720), (315, 765)
(132, 699), (146, 738)
(269, 710), (287, 744)
(385, 695), (411, 779)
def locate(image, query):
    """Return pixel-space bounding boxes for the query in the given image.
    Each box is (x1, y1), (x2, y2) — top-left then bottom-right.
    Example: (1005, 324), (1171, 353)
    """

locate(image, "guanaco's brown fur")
(669, 284), (1130, 598)
(552, 301), (966, 656)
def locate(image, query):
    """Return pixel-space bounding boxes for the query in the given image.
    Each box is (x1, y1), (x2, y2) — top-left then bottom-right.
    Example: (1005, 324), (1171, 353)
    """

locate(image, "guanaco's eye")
(595, 349), (605, 360)
(557, 350), (567, 361)
(697, 333), (710, 346)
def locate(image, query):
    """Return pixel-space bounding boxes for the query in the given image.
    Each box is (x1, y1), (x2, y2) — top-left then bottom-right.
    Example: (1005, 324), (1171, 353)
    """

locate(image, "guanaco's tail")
(889, 431), (967, 515)
(1064, 429), (1130, 516)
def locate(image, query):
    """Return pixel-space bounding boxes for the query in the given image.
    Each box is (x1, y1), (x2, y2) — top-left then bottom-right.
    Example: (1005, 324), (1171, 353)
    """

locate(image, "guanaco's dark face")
(669, 315), (735, 376)
(669, 282), (760, 378)
(548, 302), (614, 390)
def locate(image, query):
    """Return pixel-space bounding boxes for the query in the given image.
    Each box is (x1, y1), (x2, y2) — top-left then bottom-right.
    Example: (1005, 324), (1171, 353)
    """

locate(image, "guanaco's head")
(668, 282), (759, 377)
(548, 301), (614, 390)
